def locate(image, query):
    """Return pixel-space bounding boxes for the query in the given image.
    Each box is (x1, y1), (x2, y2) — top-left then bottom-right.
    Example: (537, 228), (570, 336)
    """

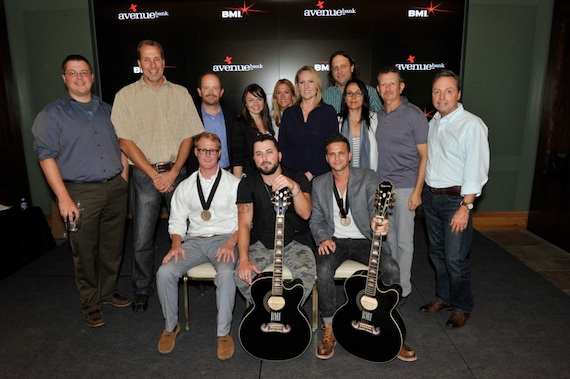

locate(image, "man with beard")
(186, 73), (236, 173)
(235, 134), (316, 304)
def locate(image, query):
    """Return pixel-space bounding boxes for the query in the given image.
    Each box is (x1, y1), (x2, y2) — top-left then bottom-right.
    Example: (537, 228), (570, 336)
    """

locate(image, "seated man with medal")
(155, 132), (241, 360)
(309, 134), (417, 361)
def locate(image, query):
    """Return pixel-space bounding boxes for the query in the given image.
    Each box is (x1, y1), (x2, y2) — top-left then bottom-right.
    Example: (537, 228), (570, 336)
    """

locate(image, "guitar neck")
(365, 223), (382, 297)
(272, 212), (285, 296)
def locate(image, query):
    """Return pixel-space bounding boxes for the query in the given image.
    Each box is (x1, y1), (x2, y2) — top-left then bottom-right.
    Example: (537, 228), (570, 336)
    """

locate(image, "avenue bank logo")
(408, 1), (453, 18)
(304, 1), (357, 18)
(395, 54), (445, 71)
(221, 1), (267, 19)
(117, 3), (170, 21)
(212, 56), (264, 72)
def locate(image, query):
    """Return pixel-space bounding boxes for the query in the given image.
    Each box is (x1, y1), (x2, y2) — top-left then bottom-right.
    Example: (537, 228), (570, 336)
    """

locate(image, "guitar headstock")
(374, 181), (395, 220)
(271, 188), (292, 216)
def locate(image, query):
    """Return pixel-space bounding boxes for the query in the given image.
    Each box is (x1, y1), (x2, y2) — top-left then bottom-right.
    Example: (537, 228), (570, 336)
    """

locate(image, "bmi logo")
(222, 1), (267, 19)
(408, 1), (453, 18)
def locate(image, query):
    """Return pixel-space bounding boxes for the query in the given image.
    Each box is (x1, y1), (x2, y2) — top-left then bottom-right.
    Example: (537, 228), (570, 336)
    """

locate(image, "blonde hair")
(294, 66), (323, 106)
(271, 78), (296, 126)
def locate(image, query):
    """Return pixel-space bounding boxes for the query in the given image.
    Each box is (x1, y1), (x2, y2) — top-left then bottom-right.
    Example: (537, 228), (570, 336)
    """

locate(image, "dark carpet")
(1, 219), (569, 378)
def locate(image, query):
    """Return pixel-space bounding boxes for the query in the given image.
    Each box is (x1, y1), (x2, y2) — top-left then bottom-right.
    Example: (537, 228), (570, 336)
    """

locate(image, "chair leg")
(312, 283), (318, 332)
(183, 275), (190, 330)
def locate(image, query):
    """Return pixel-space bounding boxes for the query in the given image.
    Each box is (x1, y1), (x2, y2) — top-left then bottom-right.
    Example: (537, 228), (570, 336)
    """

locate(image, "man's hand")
(162, 244), (186, 264)
(371, 217), (389, 236)
(318, 239), (336, 255)
(152, 170), (176, 193)
(215, 241), (236, 263)
(450, 207), (469, 234)
(237, 261), (261, 285)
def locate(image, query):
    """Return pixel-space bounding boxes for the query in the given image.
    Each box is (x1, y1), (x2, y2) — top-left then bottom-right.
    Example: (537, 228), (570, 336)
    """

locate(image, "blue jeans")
(422, 190), (474, 312)
(131, 166), (186, 296)
(317, 238), (400, 321)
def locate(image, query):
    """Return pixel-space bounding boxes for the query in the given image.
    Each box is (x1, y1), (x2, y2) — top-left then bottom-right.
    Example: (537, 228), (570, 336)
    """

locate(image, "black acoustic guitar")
(238, 188), (312, 361)
(332, 181), (406, 363)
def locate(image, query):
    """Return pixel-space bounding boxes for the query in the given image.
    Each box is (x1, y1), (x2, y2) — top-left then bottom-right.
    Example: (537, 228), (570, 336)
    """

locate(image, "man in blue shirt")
(186, 73), (237, 173)
(32, 55), (131, 328)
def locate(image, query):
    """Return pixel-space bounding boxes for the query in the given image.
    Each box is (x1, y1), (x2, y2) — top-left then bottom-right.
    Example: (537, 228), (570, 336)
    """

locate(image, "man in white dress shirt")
(420, 70), (490, 329)
(155, 132), (240, 359)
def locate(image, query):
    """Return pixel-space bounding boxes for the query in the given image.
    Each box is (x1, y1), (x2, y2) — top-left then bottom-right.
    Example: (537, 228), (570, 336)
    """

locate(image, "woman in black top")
(232, 84), (275, 178)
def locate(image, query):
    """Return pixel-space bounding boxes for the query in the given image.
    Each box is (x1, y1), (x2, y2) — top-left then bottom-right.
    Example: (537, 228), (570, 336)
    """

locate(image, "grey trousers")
(156, 234), (236, 336)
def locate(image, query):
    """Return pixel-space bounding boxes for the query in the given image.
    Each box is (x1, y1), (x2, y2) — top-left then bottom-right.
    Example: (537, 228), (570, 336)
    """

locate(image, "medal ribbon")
(197, 169), (223, 212)
(333, 184), (349, 219)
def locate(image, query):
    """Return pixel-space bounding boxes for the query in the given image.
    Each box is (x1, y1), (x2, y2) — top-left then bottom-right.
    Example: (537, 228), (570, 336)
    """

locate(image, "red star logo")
(417, 1), (453, 15)
(224, 56), (233, 64)
(406, 55), (416, 63)
(316, 1), (325, 9)
(226, 1), (267, 16)
(129, 4), (137, 12)
(424, 107), (435, 118)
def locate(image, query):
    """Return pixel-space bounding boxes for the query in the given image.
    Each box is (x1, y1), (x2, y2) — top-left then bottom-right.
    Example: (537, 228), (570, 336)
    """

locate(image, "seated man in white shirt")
(155, 132), (240, 360)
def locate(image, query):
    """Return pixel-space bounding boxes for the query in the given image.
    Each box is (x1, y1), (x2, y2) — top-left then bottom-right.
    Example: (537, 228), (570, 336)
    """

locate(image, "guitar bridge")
(351, 320), (381, 336)
(260, 322), (292, 334)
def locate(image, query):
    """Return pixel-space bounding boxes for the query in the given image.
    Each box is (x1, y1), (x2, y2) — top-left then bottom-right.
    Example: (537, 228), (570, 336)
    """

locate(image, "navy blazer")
(310, 167), (379, 245)
(185, 104), (237, 174)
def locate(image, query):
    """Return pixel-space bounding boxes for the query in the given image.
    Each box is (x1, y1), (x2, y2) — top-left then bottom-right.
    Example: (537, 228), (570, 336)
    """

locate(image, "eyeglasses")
(197, 148), (220, 155)
(65, 70), (92, 78)
(345, 91), (363, 97)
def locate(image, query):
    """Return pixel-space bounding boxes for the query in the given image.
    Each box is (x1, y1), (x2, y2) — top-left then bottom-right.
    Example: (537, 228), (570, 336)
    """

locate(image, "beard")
(257, 161), (279, 176)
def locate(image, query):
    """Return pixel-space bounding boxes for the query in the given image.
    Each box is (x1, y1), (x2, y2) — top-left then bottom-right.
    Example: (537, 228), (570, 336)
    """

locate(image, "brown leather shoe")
(85, 310), (105, 328)
(217, 333), (234, 360)
(446, 310), (471, 328)
(103, 293), (132, 308)
(158, 324), (180, 354)
(397, 342), (417, 362)
(316, 324), (335, 359)
(420, 300), (453, 314)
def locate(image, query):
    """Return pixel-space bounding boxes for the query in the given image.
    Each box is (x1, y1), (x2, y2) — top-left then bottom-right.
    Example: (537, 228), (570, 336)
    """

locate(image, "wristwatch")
(460, 200), (474, 210)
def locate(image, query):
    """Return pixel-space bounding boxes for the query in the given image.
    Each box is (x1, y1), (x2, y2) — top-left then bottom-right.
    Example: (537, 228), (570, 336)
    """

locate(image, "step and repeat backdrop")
(92, 0), (466, 114)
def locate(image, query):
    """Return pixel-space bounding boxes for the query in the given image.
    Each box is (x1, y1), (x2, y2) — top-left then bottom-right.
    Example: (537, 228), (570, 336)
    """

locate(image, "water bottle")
(20, 198), (28, 211)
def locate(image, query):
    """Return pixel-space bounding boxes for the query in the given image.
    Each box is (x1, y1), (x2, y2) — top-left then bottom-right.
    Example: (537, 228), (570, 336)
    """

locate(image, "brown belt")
(152, 162), (174, 173)
(428, 186), (461, 196)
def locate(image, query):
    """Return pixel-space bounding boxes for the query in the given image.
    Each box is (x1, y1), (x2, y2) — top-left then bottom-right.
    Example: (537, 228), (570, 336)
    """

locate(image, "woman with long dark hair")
(232, 84), (274, 178)
(338, 78), (378, 170)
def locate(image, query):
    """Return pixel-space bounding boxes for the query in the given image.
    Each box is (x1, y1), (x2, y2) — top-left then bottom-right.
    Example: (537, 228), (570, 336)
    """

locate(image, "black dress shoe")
(132, 294), (148, 313)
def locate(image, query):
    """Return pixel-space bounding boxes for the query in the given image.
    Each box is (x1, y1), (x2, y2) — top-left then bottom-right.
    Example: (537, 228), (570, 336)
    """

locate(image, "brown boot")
(217, 333), (234, 360)
(316, 324), (335, 359)
(158, 324), (180, 354)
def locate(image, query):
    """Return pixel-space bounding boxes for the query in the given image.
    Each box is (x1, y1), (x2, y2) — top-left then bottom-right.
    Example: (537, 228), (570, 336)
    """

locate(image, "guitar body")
(238, 272), (312, 361)
(332, 270), (406, 363)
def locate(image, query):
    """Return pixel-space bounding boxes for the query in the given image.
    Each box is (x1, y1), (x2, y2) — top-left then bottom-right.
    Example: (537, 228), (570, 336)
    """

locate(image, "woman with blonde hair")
(278, 66), (338, 181)
(271, 78), (296, 139)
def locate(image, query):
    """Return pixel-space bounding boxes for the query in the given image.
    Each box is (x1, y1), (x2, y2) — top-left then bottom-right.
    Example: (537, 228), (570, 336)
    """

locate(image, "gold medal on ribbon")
(340, 215), (351, 226)
(201, 210), (211, 221)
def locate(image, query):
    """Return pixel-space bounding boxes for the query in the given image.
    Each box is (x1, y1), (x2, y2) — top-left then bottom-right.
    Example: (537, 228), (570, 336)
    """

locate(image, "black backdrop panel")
(91, 0), (466, 113)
